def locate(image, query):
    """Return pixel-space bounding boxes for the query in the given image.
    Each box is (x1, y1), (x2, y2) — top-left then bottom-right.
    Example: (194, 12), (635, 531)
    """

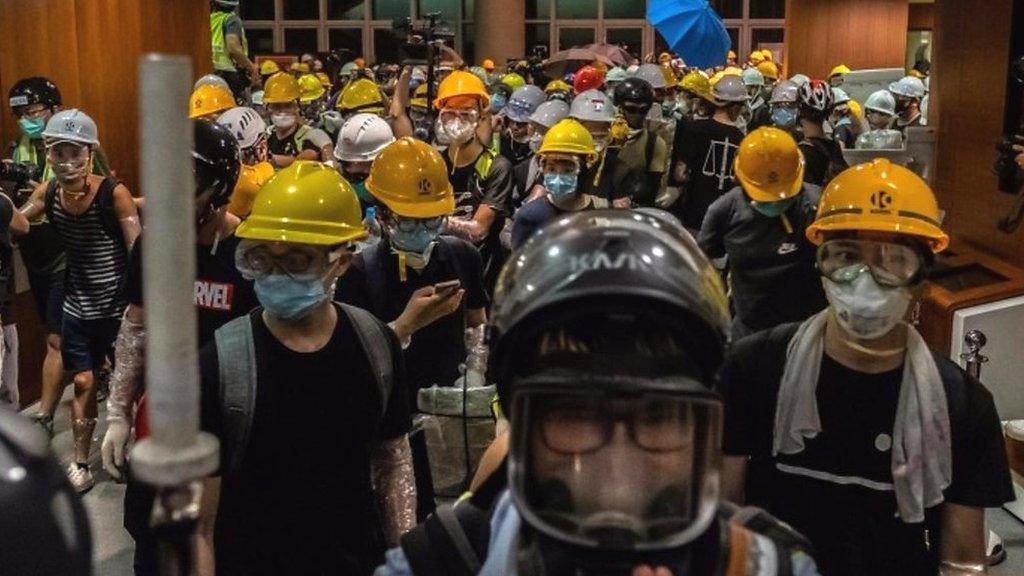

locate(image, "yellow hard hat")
(756, 61), (780, 80)
(337, 78), (386, 113)
(733, 127), (805, 203)
(748, 51), (765, 65)
(760, 49), (774, 62)
(435, 70), (491, 110)
(410, 84), (429, 109)
(263, 72), (301, 104)
(366, 137), (455, 219)
(289, 62), (310, 75)
(679, 71), (715, 103)
(499, 73), (526, 92)
(237, 161), (367, 246)
(660, 65), (678, 87)
(538, 119), (596, 161)
(227, 161), (275, 219)
(315, 72), (333, 88)
(481, 58), (496, 71)
(829, 64), (852, 78)
(806, 159), (949, 253)
(544, 79), (572, 94)
(298, 74), (326, 103)
(189, 84), (235, 119)
(724, 66), (744, 77)
(848, 99), (864, 121)
(259, 60), (281, 76)
(727, 50), (737, 61)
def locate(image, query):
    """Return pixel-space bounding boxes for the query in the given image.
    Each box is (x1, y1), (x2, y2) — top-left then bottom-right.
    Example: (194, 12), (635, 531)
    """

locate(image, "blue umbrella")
(647, 0), (731, 69)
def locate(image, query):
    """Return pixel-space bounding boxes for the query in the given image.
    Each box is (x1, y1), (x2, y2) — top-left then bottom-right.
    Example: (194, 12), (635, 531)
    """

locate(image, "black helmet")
(613, 77), (655, 106)
(489, 209), (730, 412)
(194, 119), (241, 209)
(8, 77), (62, 111)
(0, 407), (92, 575)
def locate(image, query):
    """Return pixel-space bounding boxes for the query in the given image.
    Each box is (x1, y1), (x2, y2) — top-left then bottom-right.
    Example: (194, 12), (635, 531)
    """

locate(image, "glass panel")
(526, 0), (550, 19)
(526, 23), (551, 59)
(604, 0), (644, 19)
(283, 0), (320, 20)
(328, 0), (365, 19)
(751, 27), (784, 48)
(373, 0), (411, 21)
(463, 0), (474, 20)
(329, 28), (363, 56)
(284, 28), (319, 54)
(374, 28), (403, 65)
(710, 0), (743, 19)
(558, 27), (595, 50)
(419, 0), (460, 20)
(555, 0), (597, 19)
(727, 27), (740, 54)
(247, 28), (275, 54)
(749, 0), (786, 19)
(240, 0), (275, 20)
(462, 24), (476, 68)
(605, 28), (642, 62)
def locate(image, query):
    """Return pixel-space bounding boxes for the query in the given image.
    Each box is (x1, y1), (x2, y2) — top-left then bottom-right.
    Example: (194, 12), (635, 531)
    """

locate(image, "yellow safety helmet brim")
(236, 216), (368, 246)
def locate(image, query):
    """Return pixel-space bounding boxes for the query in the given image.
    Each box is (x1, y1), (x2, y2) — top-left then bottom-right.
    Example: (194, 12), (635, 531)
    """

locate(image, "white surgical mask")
(822, 271), (911, 340)
(272, 113), (296, 129)
(443, 118), (475, 143)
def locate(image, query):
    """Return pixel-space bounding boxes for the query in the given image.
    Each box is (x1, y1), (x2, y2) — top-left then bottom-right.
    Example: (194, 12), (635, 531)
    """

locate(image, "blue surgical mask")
(254, 274), (330, 321)
(490, 93), (508, 114)
(771, 107), (797, 128)
(750, 197), (796, 218)
(19, 116), (46, 138)
(544, 172), (578, 202)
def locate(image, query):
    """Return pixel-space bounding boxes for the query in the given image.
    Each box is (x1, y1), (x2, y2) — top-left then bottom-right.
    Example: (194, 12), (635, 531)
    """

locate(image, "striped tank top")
(50, 184), (128, 320)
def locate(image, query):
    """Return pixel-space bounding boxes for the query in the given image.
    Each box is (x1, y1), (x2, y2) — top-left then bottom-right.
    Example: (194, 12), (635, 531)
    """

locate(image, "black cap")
(194, 119), (241, 208)
(8, 77), (62, 111)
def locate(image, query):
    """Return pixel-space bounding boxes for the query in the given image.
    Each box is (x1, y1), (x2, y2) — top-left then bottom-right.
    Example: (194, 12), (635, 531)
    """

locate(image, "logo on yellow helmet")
(418, 178), (433, 196)
(871, 190), (893, 212)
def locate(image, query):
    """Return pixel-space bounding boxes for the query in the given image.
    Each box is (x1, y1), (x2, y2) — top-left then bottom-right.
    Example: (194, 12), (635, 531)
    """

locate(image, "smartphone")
(434, 279), (461, 296)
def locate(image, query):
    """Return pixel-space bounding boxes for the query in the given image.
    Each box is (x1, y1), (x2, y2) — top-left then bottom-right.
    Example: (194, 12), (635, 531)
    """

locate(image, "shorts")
(27, 270), (65, 335)
(61, 314), (120, 373)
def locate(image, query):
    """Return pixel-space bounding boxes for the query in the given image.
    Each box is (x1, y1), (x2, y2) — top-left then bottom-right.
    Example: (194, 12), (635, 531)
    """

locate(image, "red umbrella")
(542, 47), (614, 78)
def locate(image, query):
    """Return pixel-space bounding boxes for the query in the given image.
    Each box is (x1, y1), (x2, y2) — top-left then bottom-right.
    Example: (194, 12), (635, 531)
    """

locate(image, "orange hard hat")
(573, 65), (605, 95)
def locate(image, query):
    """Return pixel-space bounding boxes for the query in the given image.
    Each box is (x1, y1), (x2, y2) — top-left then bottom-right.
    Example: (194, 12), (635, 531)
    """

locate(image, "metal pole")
(131, 54), (220, 576)
(960, 329), (989, 381)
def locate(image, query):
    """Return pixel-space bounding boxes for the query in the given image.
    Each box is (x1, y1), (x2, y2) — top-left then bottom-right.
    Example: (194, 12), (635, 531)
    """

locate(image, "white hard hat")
(769, 80), (800, 104)
(888, 76), (926, 99)
(194, 74), (231, 92)
(334, 113), (395, 163)
(789, 73), (810, 88)
(42, 108), (99, 146)
(864, 89), (897, 116)
(741, 67), (765, 87)
(217, 107), (267, 149)
(712, 75), (749, 104)
(634, 64), (667, 89)
(251, 90), (265, 106)
(626, 64), (640, 74)
(831, 88), (851, 106)
(506, 85), (547, 122)
(569, 89), (616, 123)
(529, 100), (570, 129)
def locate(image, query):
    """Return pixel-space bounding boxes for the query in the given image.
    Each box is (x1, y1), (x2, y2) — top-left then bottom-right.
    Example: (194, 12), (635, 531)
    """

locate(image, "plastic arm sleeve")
(107, 312), (146, 423)
(371, 435), (417, 547)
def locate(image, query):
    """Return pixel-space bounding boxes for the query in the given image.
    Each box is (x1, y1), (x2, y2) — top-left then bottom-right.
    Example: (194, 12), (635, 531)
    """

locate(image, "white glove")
(101, 419), (131, 480)
(656, 186), (681, 208)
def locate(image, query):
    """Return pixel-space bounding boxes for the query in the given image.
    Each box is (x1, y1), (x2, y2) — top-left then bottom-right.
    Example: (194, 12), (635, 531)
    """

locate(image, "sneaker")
(67, 463), (95, 494)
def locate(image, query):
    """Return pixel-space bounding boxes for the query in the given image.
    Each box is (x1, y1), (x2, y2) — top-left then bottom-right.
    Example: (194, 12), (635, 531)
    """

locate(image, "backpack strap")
(359, 241), (389, 315)
(720, 502), (811, 576)
(215, 314), (258, 479)
(96, 177), (127, 249)
(338, 302), (394, 420)
(400, 501), (491, 576)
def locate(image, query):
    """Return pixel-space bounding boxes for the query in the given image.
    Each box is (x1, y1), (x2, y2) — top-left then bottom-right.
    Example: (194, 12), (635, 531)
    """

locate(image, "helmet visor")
(511, 384), (722, 552)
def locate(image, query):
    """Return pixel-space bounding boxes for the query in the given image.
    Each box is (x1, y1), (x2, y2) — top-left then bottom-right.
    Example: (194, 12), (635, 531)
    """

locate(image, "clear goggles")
(45, 141), (90, 163)
(816, 238), (926, 288)
(383, 212), (445, 234)
(439, 108), (479, 124)
(235, 240), (347, 281)
(540, 156), (580, 176)
(511, 385), (721, 551)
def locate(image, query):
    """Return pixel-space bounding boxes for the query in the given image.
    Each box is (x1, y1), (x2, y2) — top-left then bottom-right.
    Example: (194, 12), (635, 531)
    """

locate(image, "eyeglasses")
(235, 241), (346, 281)
(537, 396), (697, 455)
(816, 239), (925, 287)
(439, 108), (479, 124)
(19, 105), (49, 120)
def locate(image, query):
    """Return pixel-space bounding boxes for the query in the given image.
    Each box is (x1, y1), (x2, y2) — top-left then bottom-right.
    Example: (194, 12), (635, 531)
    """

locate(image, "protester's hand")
(632, 567), (674, 576)
(656, 186), (681, 209)
(394, 285), (464, 337)
(101, 419), (131, 481)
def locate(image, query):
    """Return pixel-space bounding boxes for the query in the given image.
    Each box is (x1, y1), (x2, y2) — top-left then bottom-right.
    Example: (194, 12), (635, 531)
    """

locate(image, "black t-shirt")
(833, 122), (856, 149)
(720, 324), (1015, 576)
(268, 128), (320, 158)
(698, 185), (826, 335)
(335, 237), (488, 403)
(799, 136), (848, 187)
(124, 234), (258, 347)
(199, 304), (411, 575)
(674, 118), (745, 230)
(498, 133), (533, 167)
(511, 196), (598, 249)
(444, 149), (513, 284)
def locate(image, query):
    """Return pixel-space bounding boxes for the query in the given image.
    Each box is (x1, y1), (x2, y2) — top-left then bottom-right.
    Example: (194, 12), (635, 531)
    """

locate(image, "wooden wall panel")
(784, 0), (910, 79)
(908, 3), (935, 30)
(931, 0), (1022, 266)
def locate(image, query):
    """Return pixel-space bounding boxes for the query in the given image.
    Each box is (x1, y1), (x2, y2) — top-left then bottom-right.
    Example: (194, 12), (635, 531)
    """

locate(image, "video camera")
(0, 160), (42, 204)
(393, 12), (454, 66)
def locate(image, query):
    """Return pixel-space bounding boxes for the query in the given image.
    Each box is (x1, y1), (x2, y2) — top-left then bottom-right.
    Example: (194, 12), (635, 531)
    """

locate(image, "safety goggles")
(540, 156), (580, 176)
(816, 238), (926, 287)
(45, 141), (90, 162)
(235, 240), (347, 281)
(18, 104), (49, 120)
(438, 108), (479, 124)
(384, 212), (445, 234)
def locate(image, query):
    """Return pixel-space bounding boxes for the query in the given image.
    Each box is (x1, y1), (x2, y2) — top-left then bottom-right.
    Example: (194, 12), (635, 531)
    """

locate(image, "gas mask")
(822, 268), (912, 340)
